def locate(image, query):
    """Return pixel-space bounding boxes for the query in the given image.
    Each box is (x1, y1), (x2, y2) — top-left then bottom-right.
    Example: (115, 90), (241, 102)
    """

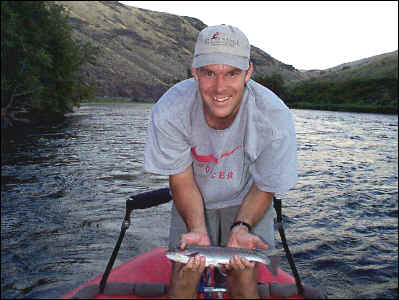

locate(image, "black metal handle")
(99, 188), (172, 294)
(273, 197), (304, 296)
(126, 188), (172, 211)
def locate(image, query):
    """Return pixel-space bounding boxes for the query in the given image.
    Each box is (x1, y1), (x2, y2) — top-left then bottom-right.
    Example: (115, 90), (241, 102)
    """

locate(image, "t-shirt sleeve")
(143, 107), (193, 175)
(250, 124), (298, 194)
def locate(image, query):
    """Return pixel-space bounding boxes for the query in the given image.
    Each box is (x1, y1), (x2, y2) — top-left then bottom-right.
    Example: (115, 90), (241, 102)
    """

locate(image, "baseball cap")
(192, 24), (250, 70)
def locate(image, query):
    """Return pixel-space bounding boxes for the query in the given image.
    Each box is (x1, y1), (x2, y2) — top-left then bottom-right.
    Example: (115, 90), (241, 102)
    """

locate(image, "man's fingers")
(179, 232), (211, 249)
(227, 230), (270, 251)
(179, 242), (186, 250)
(254, 237), (269, 250)
(241, 257), (256, 268)
(228, 255), (256, 270)
(179, 233), (194, 249)
(184, 255), (206, 271)
(229, 255), (245, 270)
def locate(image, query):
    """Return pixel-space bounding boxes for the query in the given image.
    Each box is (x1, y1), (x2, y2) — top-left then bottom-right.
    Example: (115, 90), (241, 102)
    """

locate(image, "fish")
(165, 245), (280, 276)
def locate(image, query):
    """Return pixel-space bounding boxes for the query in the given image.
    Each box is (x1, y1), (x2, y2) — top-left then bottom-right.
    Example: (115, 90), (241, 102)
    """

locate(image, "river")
(1, 102), (398, 299)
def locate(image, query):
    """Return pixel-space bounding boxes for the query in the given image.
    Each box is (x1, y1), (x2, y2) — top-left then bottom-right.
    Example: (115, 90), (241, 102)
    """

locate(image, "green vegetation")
(253, 74), (287, 100)
(1, 1), (99, 127)
(128, 98), (155, 103)
(287, 77), (397, 114)
(253, 73), (398, 115)
(289, 102), (397, 114)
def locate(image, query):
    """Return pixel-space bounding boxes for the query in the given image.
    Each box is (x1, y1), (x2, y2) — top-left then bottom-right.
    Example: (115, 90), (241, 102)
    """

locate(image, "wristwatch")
(230, 221), (252, 232)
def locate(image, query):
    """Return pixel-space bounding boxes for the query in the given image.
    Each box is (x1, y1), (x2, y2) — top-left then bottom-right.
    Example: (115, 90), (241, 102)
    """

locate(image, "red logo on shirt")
(191, 145), (241, 164)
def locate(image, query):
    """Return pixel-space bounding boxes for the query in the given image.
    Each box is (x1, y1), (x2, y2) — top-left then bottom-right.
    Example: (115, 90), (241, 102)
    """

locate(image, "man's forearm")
(169, 165), (207, 233)
(235, 182), (274, 228)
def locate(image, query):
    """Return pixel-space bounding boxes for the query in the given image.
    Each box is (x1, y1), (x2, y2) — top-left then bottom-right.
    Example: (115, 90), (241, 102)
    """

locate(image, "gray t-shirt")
(144, 78), (297, 209)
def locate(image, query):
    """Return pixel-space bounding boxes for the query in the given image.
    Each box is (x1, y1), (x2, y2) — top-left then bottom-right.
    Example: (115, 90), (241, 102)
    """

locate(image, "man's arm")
(227, 182), (274, 250)
(169, 165), (210, 248)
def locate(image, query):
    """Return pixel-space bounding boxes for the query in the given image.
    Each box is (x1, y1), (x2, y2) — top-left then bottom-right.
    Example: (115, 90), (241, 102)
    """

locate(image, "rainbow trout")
(165, 245), (279, 271)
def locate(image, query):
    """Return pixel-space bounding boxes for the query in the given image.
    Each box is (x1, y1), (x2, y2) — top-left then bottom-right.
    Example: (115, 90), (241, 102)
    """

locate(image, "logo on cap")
(205, 31), (239, 48)
(211, 32), (220, 40)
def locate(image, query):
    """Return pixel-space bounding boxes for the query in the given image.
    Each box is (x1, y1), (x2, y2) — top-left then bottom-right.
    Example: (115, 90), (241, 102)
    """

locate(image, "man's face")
(192, 63), (253, 130)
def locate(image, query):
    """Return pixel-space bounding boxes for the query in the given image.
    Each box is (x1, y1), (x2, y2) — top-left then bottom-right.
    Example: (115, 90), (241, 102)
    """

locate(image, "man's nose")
(214, 75), (226, 93)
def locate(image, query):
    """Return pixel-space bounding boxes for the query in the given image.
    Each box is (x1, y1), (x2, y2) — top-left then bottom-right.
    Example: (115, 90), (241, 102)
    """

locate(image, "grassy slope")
(287, 51), (398, 114)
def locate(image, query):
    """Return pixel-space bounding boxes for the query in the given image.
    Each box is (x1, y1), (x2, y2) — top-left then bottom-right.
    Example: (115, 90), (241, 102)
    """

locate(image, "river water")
(1, 102), (398, 299)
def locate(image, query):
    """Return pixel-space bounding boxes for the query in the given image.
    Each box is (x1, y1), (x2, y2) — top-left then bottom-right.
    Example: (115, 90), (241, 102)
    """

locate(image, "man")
(144, 24), (298, 298)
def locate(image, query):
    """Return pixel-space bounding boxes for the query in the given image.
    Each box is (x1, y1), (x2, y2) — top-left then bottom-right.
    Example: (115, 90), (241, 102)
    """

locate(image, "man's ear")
(245, 62), (253, 83)
(191, 67), (199, 81)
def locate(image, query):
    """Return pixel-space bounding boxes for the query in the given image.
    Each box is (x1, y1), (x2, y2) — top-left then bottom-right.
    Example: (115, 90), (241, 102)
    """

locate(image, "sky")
(119, 1), (398, 70)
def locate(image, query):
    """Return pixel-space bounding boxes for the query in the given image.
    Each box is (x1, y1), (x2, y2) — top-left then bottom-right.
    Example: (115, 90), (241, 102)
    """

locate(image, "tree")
(253, 73), (288, 100)
(1, 1), (99, 127)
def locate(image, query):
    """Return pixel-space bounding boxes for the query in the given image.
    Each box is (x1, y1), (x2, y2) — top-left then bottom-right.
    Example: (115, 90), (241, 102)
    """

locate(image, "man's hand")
(224, 255), (260, 298)
(223, 226), (264, 298)
(227, 226), (269, 250)
(167, 255), (206, 299)
(179, 231), (211, 249)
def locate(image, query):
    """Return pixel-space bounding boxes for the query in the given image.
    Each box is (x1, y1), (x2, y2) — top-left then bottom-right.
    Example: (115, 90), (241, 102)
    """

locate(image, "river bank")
(82, 98), (398, 115)
(1, 107), (67, 131)
(2, 96), (396, 132)
(80, 97), (155, 104)
(289, 102), (397, 114)
(1, 98), (154, 130)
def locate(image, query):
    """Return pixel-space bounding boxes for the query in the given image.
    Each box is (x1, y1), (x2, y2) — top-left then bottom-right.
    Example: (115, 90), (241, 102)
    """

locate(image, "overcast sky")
(119, 1), (398, 70)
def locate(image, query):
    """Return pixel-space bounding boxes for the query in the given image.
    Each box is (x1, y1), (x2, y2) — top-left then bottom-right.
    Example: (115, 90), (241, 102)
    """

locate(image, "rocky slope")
(57, 1), (304, 100)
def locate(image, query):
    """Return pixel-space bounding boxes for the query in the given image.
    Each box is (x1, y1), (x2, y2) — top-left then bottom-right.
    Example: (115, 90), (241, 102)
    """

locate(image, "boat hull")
(62, 247), (303, 299)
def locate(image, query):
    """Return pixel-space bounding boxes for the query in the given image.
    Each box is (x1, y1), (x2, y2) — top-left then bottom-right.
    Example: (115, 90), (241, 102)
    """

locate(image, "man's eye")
(207, 71), (214, 77)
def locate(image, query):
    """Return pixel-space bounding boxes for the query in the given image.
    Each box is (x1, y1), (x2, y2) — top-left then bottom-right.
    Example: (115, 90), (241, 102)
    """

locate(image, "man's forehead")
(198, 64), (243, 72)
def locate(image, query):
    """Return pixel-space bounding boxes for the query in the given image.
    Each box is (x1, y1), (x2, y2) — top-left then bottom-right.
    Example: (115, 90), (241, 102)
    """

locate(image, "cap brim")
(192, 53), (249, 70)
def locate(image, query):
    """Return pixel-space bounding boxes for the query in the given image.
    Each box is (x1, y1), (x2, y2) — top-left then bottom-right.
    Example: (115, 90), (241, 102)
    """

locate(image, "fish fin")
(188, 251), (200, 257)
(267, 255), (281, 277)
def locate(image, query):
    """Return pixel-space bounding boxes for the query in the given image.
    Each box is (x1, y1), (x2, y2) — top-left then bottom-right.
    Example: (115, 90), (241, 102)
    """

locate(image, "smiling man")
(144, 25), (298, 298)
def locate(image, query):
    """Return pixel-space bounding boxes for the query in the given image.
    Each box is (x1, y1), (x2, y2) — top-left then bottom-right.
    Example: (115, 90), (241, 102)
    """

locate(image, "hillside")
(286, 50), (398, 113)
(57, 1), (304, 101)
(297, 50), (398, 84)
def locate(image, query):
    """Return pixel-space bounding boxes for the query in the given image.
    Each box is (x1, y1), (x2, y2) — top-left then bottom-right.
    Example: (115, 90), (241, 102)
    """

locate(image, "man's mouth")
(213, 96), (230, 102)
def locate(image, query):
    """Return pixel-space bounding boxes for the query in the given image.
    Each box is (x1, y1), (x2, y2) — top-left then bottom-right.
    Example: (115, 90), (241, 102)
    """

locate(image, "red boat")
(61, 189), (307, 299)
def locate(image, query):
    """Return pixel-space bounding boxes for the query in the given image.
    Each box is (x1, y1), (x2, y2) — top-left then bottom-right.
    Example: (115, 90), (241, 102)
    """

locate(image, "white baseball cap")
(192, 24), (250, 70)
